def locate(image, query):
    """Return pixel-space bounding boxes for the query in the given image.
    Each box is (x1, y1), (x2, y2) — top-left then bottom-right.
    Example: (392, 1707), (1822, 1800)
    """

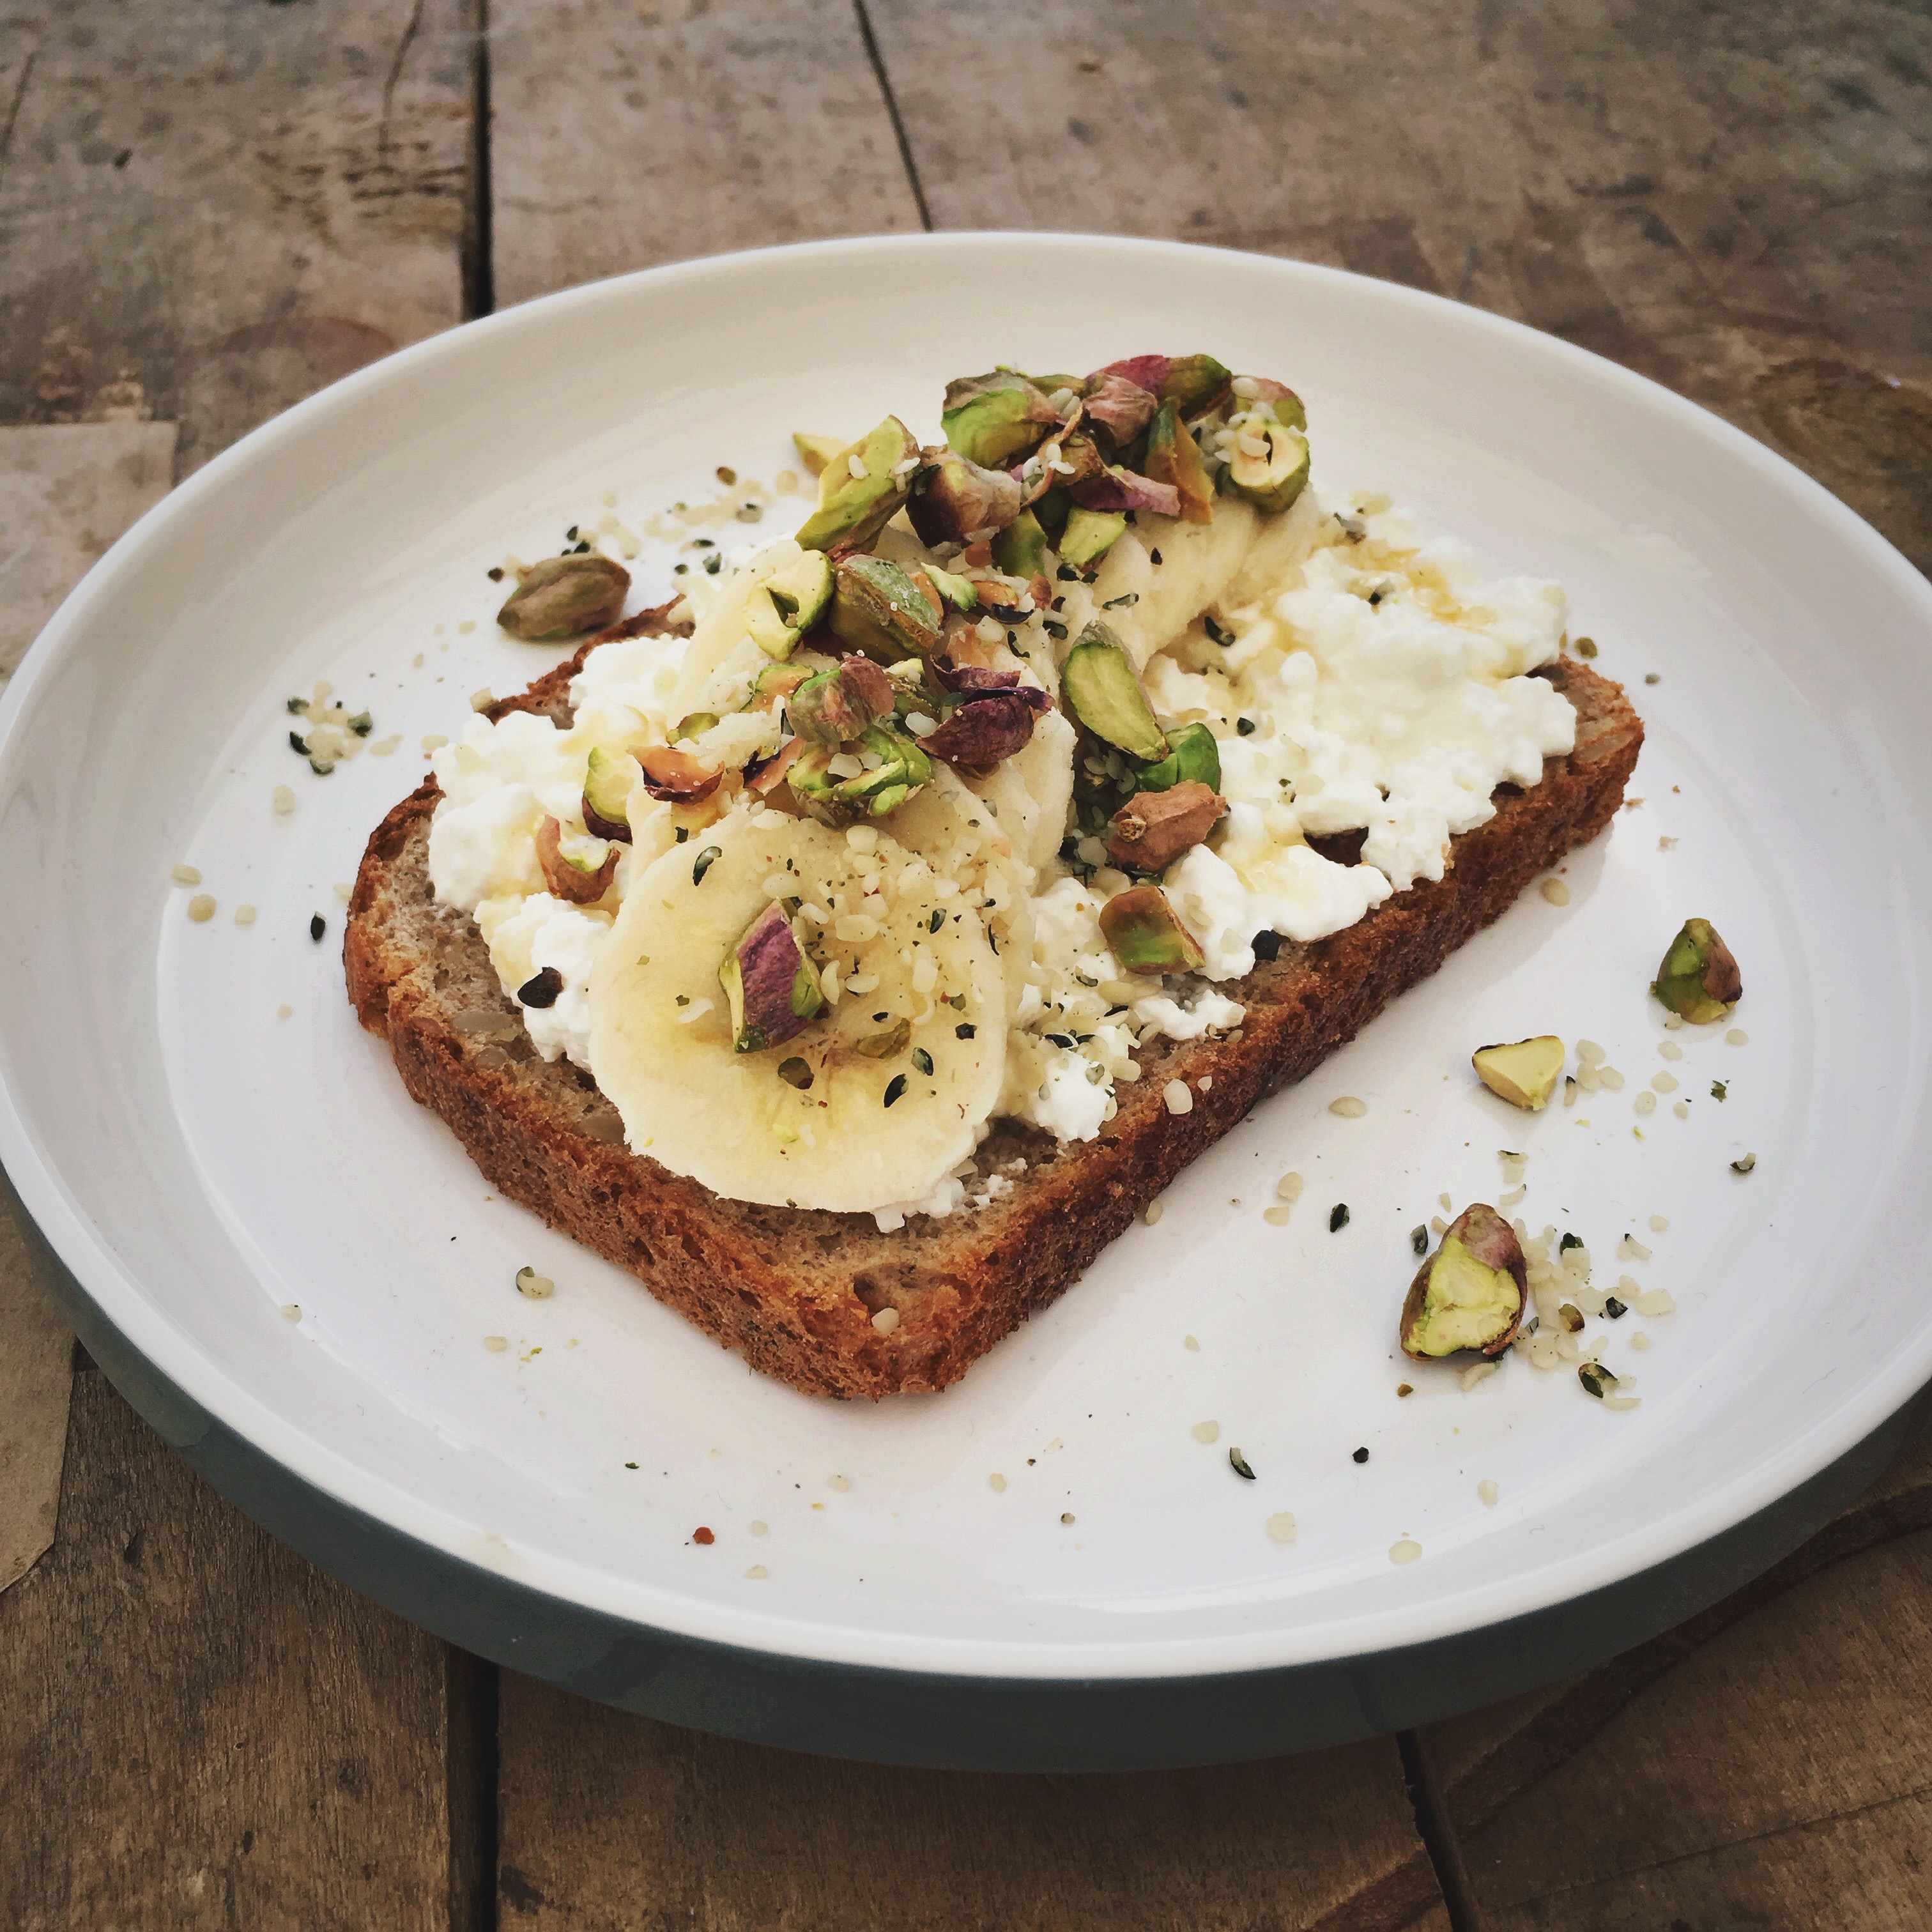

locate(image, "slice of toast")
(346, 648), (1641, 1399)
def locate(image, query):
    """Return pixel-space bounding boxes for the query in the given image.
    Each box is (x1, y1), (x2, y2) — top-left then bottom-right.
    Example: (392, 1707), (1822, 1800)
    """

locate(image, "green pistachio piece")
(1134, 720), (1221, 794)
(924, 564), (979, 613)
(1060, 625), (1170, 763)
(1143, 399), (1215, 524)
(744, 549), (836, 659)
(788, 726), (931, 826)
(671, 711), (717, 742)
(1226, 415), (1310, 514)
(992, 508), (1050, 580)
(1160, 353), (1234, 420)
(581, 745), (638, 841)
(1472, 1036), (1566, 1110)
(1650, 918), (1743, 1023)
(940, 371), (1061, 467)
(829, 554), (945, 662)
(1059, 506), (1127, 567)
(496, 554), (631, 641)
(1400, 1205), (1528, 1360)
(1098, 884), (1204, 975)
(792, 432), (848, 478)
(796, 417), (918, 553)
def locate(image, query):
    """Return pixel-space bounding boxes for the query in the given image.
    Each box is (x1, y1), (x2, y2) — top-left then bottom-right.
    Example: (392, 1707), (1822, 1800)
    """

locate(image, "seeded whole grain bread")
(346, 631), (1642, 1399)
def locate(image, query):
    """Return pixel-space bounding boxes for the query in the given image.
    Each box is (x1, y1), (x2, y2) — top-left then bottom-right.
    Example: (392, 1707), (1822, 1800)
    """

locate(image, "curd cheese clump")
(425, 486), (1575, 1225)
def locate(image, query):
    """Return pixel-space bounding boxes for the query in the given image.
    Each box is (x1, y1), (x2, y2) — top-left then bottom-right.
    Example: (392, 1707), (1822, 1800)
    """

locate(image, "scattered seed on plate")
(310, 914), (326, 942)
(272, 785), (296, 815)
(1183, 1333), (1199, 1351)
(1659, 1040), (1683, 1061)
(1390, 1538), (1422, 1565)
(514, 1266), (553, 1300)
(1478, 1479), (1500, 1505)
(483, 1335), (509, 1352)
(1396, 1382), (1413, 1397)
(1352, 1446), (1369, 1464)
(234, 904), (256, 927)
(1329, 1096), (1366, 1117)
(1673, 1100), (1690, 1119)
(1263, 1204), (1292, 1226)
(1649, 1215), (1669, 1232)
(172, 862), (202, 885)
(277, 1004), (292, 1020)
(1060, 1512), (1075, 1525)
(988, 1473), (1006, 1492)
(829, 1474), (851, 1492)
(1726, 1027), (1749, 1046)
(1276, 1172), (1303, 1202)
(1732, 1152), (1756, 1173)
(1193, 1420), (1220, 1443)
(1228, 1447), (1255, 1480)
(744, 1565), (767, 1579)
(1143, 1197), (1165, 1225)
(1266, 1512), (1298, 1546)
(1540, 878), (1570, 905)
(1330, 1203), (1349, 1231)
(280, 1303), (301, 1322)
(187, 894), (216, 921)
(1460, 1360), (1498, 1390)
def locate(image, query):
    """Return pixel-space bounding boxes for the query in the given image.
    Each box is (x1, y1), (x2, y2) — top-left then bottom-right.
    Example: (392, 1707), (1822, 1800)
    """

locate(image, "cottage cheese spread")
(427, 485), (1574, 1223)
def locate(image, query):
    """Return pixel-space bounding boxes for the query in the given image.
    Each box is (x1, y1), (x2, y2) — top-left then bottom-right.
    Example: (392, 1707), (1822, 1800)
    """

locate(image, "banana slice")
(588, 799), (1011, 1213)
(666, 539), (808, 721)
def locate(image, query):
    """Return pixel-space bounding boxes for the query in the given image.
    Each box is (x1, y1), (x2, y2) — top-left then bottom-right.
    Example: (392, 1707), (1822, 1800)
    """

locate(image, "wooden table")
(3, 3), (1929, 1924)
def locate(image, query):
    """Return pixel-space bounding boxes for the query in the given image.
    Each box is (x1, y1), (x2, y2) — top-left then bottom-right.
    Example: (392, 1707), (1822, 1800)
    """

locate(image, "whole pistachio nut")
(829, 554), (946, 662)
(1142, 399), (1216, 524)
(1651, 917), (1742, 1023)
(796, 417), (919, 553)
(906, 448), (1025, 548)
(1098, 884), (1206, 975)
(534, 815), (619, 904)
(917, 691), (1043, 775)
(1106, 779), (1226, 872)
(940, 371), (1061, 468)
(497, 554), (631, 641)
(1471, 1036), (1566, 1110)
(788, 654), (897, 744)
(719, 900), (824, 1054)
(1399, 1204), (1528, 1361)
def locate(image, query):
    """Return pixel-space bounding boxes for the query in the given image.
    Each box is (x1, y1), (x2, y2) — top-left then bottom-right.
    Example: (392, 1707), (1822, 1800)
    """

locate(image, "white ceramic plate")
(5, 236), (1931, 1704)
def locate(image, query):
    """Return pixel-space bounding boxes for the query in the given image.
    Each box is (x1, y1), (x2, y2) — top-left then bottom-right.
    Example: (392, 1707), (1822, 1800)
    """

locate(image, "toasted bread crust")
(346, 656), (1641, 1399)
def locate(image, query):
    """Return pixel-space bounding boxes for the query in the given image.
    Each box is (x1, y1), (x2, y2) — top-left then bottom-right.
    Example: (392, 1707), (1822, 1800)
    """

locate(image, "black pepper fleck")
(1330, 1203), (1349, 1232)
(1353, 1446), (1369, 1464)
(309, 914), (326, 942)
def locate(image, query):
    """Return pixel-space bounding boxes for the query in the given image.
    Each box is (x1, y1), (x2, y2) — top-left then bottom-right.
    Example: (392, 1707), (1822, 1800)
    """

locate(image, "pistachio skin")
(1143, 399), (1215, 523)
(917, 691), (1042, 775)
(497, 555), (631, 641)
(1651, 917), (1742, 1022)
(635, 744), (723, 805)
(1399, 1205), (1528, 1361)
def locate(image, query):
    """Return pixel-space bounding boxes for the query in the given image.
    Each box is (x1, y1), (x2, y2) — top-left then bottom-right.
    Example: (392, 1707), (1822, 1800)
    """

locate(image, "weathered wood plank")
(867, 0), (1932, 569)
(495, 1675), (1443, 1931)
(0, 0), (473, 475)
(1416, 1411), (1932, 1927)
(487, 0), (924, 309)
(0, 1366), (473, 1929)
(0, 1195), (72, 1594)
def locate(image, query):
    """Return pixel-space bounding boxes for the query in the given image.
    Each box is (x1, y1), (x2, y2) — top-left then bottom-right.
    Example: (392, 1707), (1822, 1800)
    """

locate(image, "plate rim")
(4, 229), (1931, 1683)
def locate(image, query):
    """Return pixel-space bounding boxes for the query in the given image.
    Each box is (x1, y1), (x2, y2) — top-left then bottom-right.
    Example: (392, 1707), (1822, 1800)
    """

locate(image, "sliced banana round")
(588, 799), (1009, 1213)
